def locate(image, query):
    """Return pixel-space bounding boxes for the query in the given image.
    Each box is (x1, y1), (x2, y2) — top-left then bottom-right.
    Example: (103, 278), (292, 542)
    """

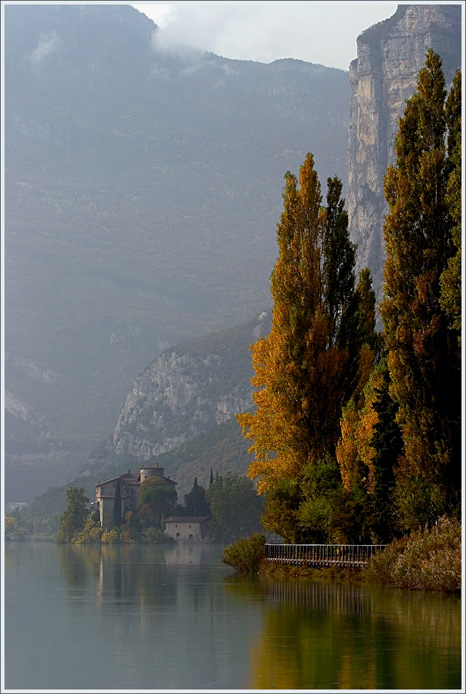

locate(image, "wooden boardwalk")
(265, 543), (386, 569)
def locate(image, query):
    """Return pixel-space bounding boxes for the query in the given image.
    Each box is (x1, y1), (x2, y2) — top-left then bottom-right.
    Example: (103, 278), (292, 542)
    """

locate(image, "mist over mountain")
(5, 4), (349, 501)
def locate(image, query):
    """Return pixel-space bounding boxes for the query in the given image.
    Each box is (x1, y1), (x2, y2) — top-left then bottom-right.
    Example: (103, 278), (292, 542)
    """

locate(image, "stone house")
(164, 516), (212, 542)
(95, 464), (177, 528)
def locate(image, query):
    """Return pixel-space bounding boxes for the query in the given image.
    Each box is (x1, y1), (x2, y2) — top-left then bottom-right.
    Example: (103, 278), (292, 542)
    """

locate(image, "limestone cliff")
(347, 4), (462, 298)
(97, 312), (271, 466)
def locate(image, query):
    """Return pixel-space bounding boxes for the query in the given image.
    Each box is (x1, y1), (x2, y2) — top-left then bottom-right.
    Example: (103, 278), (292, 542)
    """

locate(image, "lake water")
(4, 542), (462, 691)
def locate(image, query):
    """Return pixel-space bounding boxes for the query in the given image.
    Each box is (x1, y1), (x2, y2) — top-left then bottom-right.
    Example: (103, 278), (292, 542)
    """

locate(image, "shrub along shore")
(222, 517), (461, 593)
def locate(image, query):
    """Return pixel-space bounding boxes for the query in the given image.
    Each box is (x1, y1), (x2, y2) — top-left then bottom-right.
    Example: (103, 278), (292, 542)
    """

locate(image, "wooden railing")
(265, 543), (386, 569)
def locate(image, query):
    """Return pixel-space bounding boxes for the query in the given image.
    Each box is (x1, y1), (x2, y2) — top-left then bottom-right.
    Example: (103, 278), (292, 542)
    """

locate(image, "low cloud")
(150, 3), (247, 58)
(139, 1), (398, 70)
(27, 31), (61, 66)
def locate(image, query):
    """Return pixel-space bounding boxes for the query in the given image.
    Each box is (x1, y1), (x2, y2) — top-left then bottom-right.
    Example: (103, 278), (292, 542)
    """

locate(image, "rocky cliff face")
(347, 4), (462, 298)
(95, 312), (271, 466)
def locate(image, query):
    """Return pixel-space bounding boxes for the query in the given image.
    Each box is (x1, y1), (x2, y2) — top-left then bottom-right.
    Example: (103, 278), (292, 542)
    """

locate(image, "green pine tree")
(112, 479), (122, 528)
(369, 359), (402, 542)
(184, 477), (210, 516)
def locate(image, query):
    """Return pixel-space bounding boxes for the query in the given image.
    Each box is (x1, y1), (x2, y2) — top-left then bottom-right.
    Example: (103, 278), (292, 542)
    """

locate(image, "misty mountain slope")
(5, 3), (349, 498)
(21, 414), (253, 527)
(82, 311), (271, 478)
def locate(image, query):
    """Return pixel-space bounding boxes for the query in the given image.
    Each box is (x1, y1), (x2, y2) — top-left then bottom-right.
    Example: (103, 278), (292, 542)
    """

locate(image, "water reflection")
(240, 577), (461, 690)
(5, 543), (462, 690)
(55, 543), (219, 610)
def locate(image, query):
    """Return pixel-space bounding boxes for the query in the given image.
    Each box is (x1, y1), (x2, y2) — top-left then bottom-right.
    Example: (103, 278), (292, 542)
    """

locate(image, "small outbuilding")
(164, 516), (212, 542)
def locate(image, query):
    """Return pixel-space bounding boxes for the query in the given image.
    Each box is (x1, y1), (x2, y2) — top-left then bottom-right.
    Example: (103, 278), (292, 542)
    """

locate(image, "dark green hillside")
(146, 416), (253, 497)
(5, 4), (349, 500)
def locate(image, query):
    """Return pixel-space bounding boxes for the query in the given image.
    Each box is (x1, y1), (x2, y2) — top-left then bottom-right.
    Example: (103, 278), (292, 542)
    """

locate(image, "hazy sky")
(132, 1), (399, 70)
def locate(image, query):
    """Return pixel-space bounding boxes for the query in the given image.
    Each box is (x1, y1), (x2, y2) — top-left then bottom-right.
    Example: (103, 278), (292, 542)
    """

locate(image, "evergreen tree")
(380, 51), (461, 527)
(335, 358), (397, 543)
(355, 268), (378, 351)
(237, 154), (377, 540)
(184, 477), (210, 516)
(368, 359), (402, 542)
(352, 267), (380, 410)
(322, 176), (357, 350)
(112, 479), (122, 528)
(56, 487), (89, 543)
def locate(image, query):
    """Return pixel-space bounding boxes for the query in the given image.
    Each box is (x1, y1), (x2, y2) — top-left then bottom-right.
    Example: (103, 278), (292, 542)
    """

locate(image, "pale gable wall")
(165, 518), (211, 541)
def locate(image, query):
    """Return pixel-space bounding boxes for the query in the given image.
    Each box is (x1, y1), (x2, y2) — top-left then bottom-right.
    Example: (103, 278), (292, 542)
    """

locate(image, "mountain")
(81, 311), (271, 479)
(4, 3), (349, 501)
(21, 314), (271, 524)
(347, 4), (462, 298)
(81, 2), (463, 497)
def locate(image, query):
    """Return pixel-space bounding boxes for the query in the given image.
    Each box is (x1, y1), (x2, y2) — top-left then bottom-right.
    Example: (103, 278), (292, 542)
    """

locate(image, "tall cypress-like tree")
(113, 479), (122, 528)
(237, 154), (376, 540)
(184, 477), (210, 516)
(380, 51), (461, 527)
(368, 360), (402, 542)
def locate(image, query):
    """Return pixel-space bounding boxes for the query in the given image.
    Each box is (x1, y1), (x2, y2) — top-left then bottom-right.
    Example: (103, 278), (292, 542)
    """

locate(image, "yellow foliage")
(237, 153), (373, 509)
(336, 402), (359, 492)
(101, 530), (120, 544)
(336, 363), (385, 493)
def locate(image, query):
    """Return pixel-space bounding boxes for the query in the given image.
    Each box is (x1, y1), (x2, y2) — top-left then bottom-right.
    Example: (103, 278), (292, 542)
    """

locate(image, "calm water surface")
(4, 542), (462, 690)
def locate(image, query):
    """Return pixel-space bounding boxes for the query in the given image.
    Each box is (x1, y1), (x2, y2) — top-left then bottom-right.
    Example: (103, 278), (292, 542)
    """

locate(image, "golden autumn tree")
(380, 52), (461, 529)
(237, 154), (377, 541)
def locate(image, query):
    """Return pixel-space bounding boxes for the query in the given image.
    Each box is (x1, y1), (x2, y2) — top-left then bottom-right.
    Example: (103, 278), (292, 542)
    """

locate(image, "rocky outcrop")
(347, 4), (462, 298)
(5, 391), (45, 429)
(5, 351), (66, 384)
(104, 312), (271, 463)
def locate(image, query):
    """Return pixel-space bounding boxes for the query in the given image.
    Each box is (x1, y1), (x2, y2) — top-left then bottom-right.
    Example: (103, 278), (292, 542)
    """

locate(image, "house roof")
(165, 516), (211, 523)
(96, 473), (139, 488)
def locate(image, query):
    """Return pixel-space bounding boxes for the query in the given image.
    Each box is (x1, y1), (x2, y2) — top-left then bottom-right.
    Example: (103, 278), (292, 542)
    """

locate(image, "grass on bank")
(365, 516), (461, 592)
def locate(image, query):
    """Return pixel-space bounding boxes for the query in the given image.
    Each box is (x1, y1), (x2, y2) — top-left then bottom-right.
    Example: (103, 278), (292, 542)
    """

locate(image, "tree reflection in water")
(239, 577), (461, 690)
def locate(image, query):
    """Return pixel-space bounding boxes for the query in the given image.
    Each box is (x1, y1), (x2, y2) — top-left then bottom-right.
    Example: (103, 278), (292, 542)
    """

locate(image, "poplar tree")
(380, 51), (461, 527)
(440, 69), (462, 344)
(237, 154), (376, 539)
